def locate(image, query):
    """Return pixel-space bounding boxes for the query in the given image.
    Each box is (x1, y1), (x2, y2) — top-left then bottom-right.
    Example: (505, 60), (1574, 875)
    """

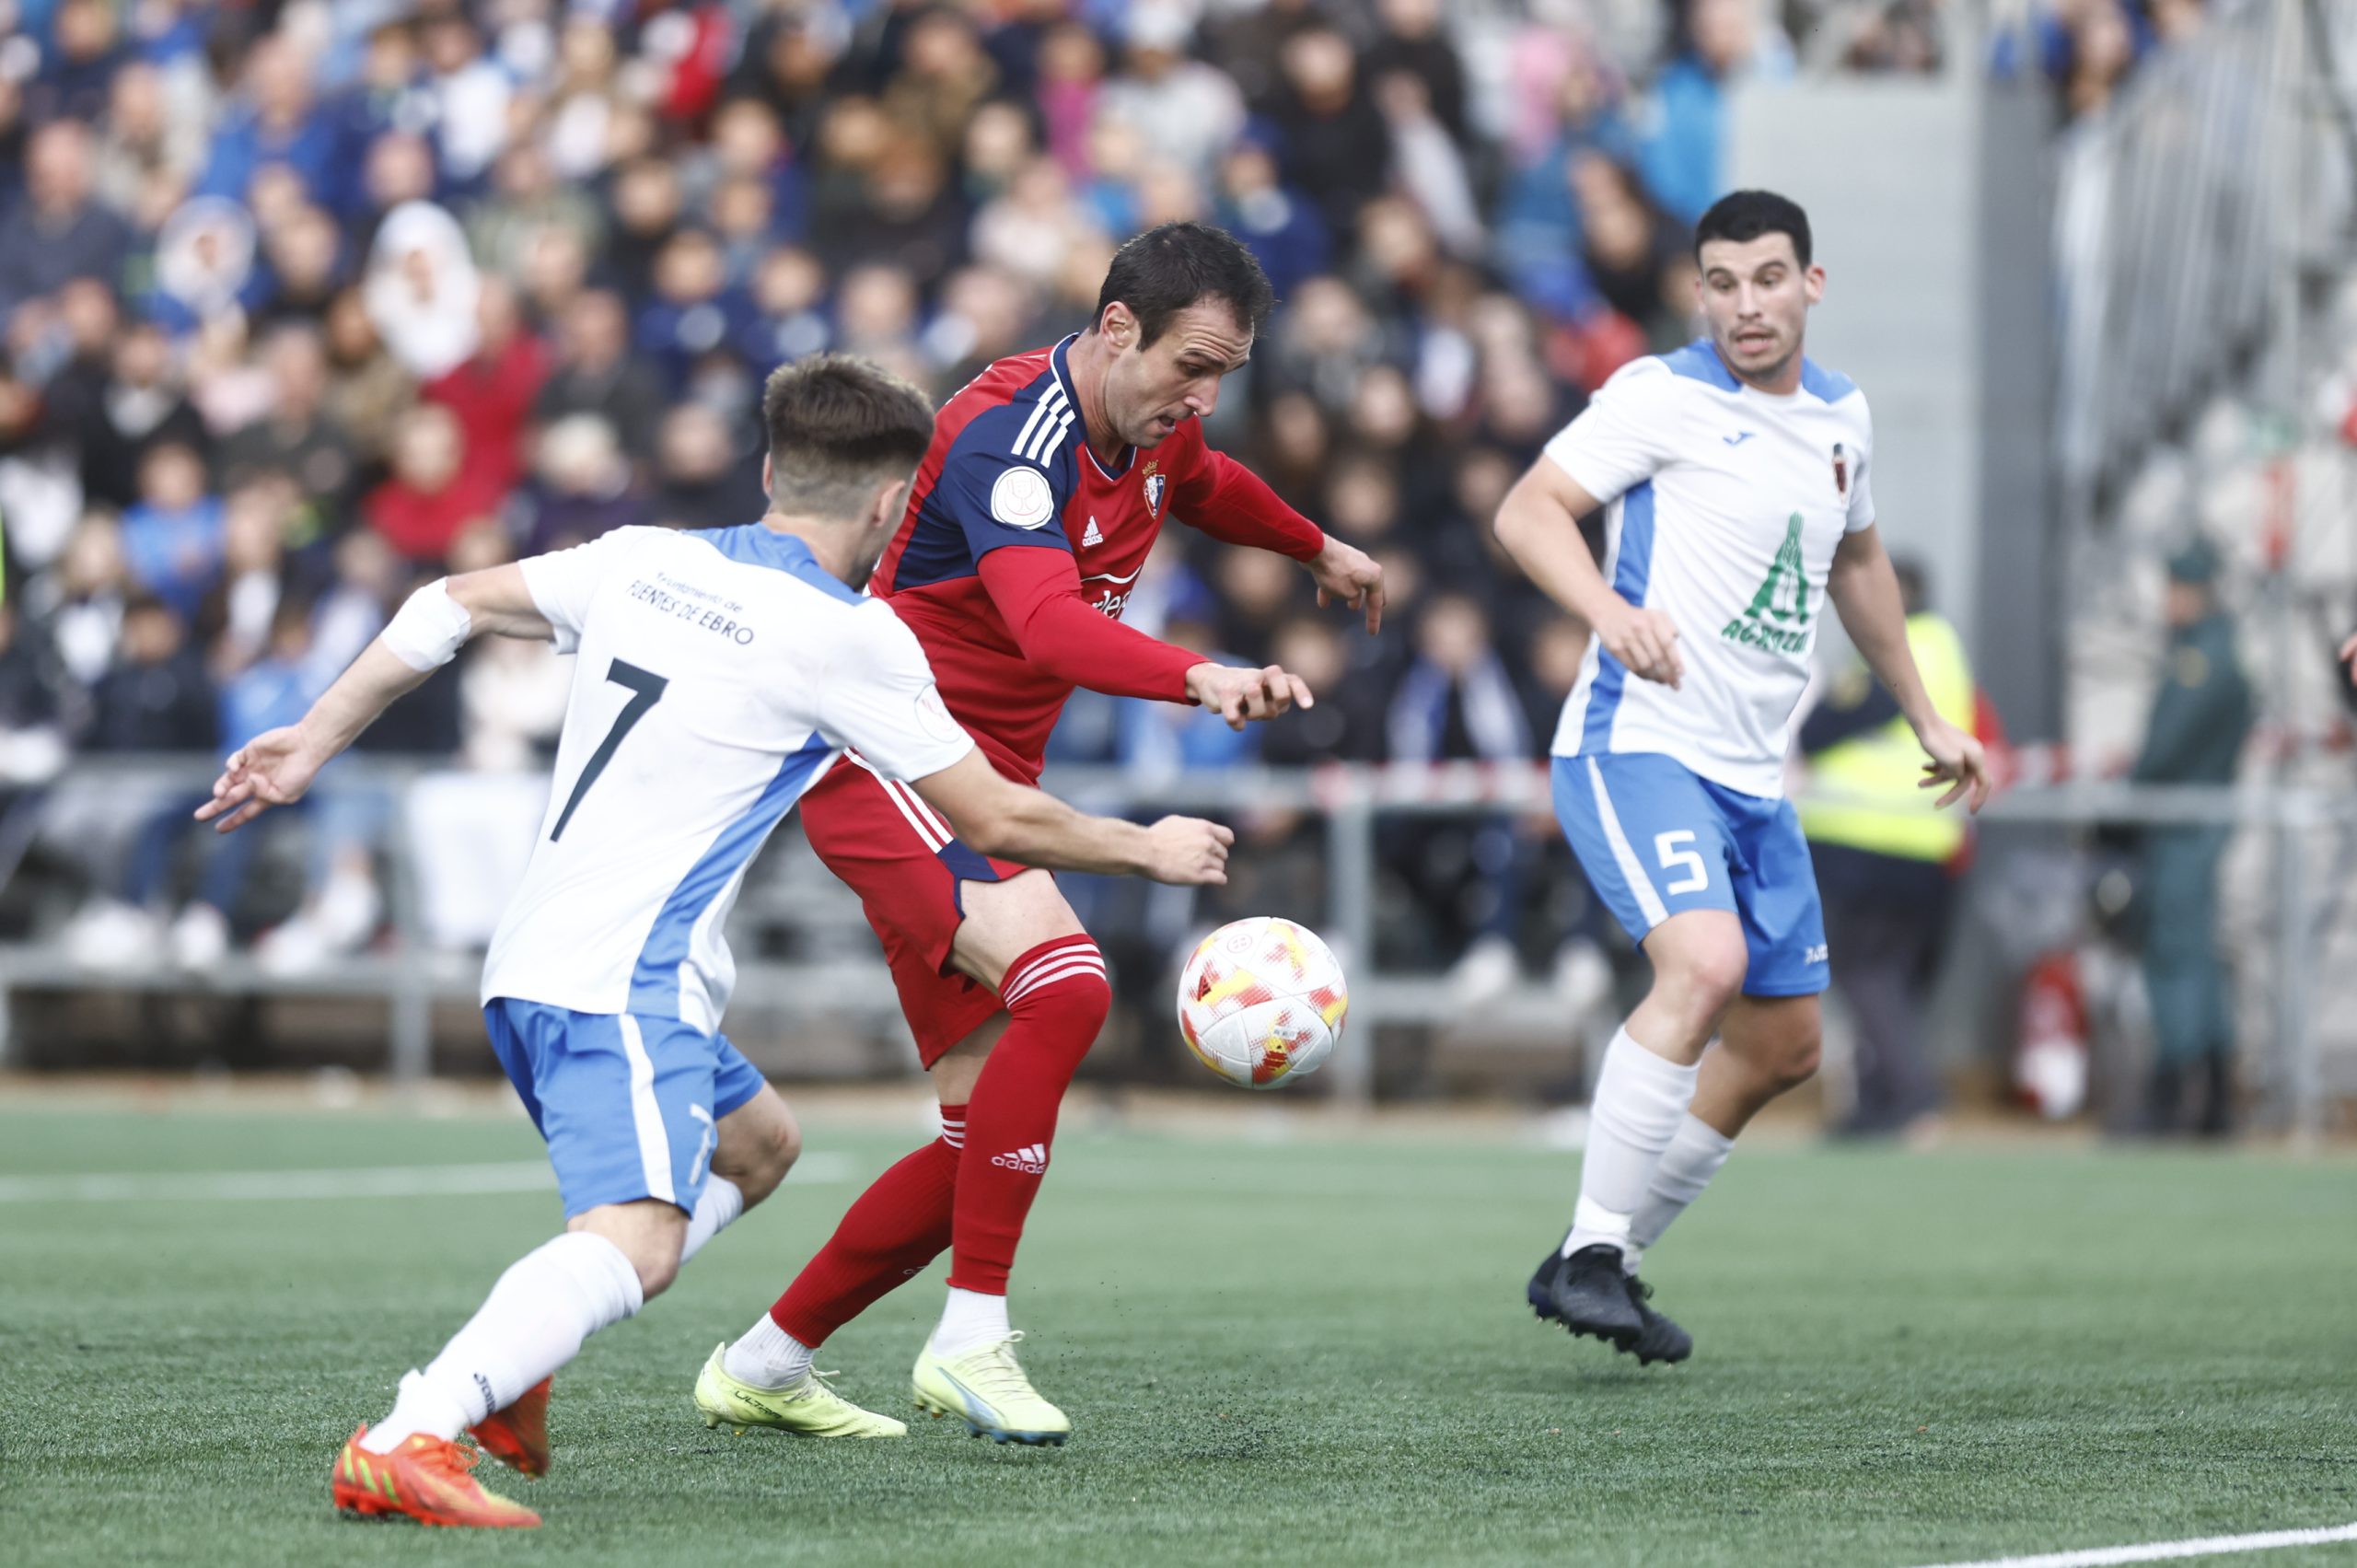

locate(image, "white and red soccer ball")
(1175, 917), (1348, 1090)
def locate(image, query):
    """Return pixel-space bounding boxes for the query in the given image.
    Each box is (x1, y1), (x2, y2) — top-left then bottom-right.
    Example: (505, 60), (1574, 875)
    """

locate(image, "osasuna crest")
(1831, 442), (1851, 499)
(1144, 471), (1167, 516)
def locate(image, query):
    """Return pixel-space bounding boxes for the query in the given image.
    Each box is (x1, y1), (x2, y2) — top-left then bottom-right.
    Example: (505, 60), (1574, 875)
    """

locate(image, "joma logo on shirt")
(1720, 514), (1810, 655)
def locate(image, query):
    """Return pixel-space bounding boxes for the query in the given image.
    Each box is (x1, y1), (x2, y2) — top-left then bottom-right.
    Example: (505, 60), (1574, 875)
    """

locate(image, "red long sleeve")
(1171, 447), (1325, 561)
(975, 544), (1201, 703)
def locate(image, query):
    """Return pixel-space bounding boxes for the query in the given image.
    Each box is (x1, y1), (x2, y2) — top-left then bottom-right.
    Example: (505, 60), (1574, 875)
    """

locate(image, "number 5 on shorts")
(1655, 830), (1708, 895)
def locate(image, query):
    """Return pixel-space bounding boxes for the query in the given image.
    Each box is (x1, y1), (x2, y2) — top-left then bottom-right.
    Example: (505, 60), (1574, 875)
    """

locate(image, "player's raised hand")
(1914, 716), (1992, 813)
(1596, 601), (1684, 689)
(194, 725), (327, 833)
(1308, 537), (1386, 633)
(1140, 816), (1235, 885)
(1185, 662), (1317, 731)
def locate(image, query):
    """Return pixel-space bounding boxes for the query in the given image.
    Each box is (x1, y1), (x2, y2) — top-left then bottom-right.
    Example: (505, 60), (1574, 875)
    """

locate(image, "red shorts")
(798, 754), (1034, 1066)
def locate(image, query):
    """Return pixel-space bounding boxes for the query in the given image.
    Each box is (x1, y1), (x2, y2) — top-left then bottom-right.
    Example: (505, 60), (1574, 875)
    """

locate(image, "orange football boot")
(331, 1426), (541, 1528)
(470, 1377), (551, 1477)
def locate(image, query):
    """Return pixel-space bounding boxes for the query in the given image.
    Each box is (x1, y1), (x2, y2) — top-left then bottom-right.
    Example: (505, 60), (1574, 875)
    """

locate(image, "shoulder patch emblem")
(991, 465), (1056, 530)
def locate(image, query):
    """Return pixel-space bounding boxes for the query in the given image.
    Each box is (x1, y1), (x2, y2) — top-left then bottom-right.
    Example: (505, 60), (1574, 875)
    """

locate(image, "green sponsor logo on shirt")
(1721, 513), (1810, 654)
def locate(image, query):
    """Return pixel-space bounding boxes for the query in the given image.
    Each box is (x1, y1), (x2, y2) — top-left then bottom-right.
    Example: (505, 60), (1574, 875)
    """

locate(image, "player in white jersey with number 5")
(195, 356), (1234, 1529)
(1494, 191), (1991, 1365)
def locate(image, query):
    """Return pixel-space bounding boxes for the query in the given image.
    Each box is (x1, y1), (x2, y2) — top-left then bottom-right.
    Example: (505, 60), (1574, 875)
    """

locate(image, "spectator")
(1384, 592), (1536, 1001)
(194, 33), (339, 209)
(82, 593), (212, 754)
(1099, 7), (1248, 185)
(1798, 559), (1978, 1141)
(321, 286), (415, 468)
(1641, 0), (1783, 226)
(120, 441), (223, 621)
(882, 8), (1001, 166)
(1271, 28), (1391, 244)
(535, 289), (666, 469)
(195, 476), (296, 675)
(0, 120), (134, 331)
(1213, 134), (1329, 301)
(248, 202), (348, 331)
(518, 415), (642, 555)
(422, 12), (512, 190)
(649, 404), (763, 531)
(92, 62), (205, 232)
(364, 404), (499, 565)
(2130, 540), (2253, 1135)
(634, 228), (744, 394)
(218, 323), (358, 515)
(28, 0), (131, 129)
(422, 279), (546, 500)
(365, 201), (482, 382)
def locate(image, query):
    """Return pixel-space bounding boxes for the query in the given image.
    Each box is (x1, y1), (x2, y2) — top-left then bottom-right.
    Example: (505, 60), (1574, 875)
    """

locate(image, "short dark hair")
(760, 354), (936, 519)
(1695, 189), (1813, 268)
(1091, 221), (1275, 347)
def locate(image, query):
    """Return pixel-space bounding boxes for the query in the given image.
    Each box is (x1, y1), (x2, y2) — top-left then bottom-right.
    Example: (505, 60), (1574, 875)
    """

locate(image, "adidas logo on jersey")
(990, 1143), (1050, 1174)
(1080, 517), (1104, 548)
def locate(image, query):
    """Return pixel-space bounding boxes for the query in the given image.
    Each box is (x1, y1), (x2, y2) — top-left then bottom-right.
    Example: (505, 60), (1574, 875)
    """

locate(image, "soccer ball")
(1176, 917), (1348, 1090)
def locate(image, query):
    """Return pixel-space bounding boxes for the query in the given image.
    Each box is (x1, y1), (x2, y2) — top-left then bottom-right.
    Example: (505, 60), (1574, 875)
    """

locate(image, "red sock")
(769, 1106), (966, 1346)
(948, 936), (1109, 1295)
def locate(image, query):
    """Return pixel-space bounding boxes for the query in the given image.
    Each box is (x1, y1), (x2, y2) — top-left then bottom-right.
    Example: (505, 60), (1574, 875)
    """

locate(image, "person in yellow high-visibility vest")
(1796, 559), (1976, 1138)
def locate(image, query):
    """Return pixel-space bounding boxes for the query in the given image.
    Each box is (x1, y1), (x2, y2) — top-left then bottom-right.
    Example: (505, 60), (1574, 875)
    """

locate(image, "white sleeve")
(1842, 406), (1876, 534)
(815, 605), (979, 782)
(517, 528), (648, 655)
(1541, 359), (1678, 505)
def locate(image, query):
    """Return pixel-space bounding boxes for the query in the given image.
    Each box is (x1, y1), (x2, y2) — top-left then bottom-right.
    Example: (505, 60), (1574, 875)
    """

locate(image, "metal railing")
(2051, 0), (2304, 528)
(0, 757), (2344, 1135)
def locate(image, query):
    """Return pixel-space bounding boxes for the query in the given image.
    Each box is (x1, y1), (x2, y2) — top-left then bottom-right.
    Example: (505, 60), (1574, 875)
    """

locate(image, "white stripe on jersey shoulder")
(1012, 381), (1068, 459)
(1029, 411), (1075, 466)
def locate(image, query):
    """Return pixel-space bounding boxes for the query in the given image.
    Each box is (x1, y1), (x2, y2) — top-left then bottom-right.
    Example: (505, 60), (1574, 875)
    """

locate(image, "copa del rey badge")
(1144, 468), (1166, 517)
(1831, 442), (1851, 499)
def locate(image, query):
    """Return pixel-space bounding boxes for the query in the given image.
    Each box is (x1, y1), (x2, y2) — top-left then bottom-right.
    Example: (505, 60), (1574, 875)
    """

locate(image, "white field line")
(0, 1151), (852, 1203)
(1903, 1521), (2357, 1568)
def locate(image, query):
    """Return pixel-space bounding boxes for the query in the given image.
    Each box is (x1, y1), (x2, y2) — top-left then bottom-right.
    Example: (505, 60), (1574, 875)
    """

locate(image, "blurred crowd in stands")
(0, 0), (2191, 986)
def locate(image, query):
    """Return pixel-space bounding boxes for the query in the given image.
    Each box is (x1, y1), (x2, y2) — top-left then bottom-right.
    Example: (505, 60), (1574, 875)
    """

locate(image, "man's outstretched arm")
(196, 564), (552, 832)
(1173, 447), (1385, 633)
(1824, 524), (1990, 811)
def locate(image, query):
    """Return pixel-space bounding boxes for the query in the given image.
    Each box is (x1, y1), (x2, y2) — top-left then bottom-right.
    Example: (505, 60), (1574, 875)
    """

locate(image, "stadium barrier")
(0, 756), (2344, 1135)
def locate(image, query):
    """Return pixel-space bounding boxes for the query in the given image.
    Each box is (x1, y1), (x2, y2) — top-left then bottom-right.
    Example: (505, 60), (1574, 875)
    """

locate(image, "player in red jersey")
(694, 224), (1385, 1445)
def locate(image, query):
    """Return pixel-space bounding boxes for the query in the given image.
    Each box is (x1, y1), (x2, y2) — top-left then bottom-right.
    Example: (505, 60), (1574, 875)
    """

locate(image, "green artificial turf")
(1, 1102), (2352, 1567)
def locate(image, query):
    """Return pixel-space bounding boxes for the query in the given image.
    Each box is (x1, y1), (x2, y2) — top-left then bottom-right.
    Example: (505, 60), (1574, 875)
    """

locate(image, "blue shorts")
(483, 998), (769, 1218)
(1550, 753), (1829, 998)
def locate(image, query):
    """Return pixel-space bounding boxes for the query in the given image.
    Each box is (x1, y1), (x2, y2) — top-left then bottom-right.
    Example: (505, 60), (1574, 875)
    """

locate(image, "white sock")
(722, 1313), (815, 1390)
(1562, 1026), (1701, 1260)
(928, 1286), (1010, 1357)
(679, 1176), (744, 1266)
(1622, 1113), (1736, 1273)
(361, 1230), (644, 1454)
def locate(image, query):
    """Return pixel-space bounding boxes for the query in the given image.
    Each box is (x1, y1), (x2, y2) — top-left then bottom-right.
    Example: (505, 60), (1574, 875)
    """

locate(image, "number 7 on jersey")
(550, 659), (668, 841)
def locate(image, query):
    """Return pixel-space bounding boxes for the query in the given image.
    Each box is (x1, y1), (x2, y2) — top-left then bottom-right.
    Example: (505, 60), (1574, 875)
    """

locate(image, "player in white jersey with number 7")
(1494, 191), (1991, 1365)
(194, 356), (1235, 1529)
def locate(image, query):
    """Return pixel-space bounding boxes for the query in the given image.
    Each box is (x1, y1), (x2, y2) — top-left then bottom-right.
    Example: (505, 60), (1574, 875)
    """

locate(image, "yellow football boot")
(693, 1343), (907, 1439)
(910, 1331), (1070, 1446)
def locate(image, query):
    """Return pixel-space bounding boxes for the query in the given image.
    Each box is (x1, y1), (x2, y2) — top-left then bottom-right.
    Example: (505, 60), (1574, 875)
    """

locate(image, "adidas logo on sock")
(989, 1143), (1049, 1174)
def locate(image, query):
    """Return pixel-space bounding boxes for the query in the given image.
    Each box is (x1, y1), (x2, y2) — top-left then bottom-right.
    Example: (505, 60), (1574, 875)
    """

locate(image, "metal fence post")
(1326, 784), (1377, 1109)
(2272, 796), (2320, 1144)
(379, 780), (433, 1088)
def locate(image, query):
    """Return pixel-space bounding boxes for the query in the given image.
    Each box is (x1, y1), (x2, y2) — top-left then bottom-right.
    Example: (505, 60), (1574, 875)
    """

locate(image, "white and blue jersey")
(482, 523), (976, 1214)
(1543, 341), (1875, 993)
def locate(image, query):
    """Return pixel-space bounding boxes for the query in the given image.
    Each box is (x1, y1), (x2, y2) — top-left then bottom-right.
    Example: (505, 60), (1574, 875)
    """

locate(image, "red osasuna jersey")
(870, 335), (1309, 784)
